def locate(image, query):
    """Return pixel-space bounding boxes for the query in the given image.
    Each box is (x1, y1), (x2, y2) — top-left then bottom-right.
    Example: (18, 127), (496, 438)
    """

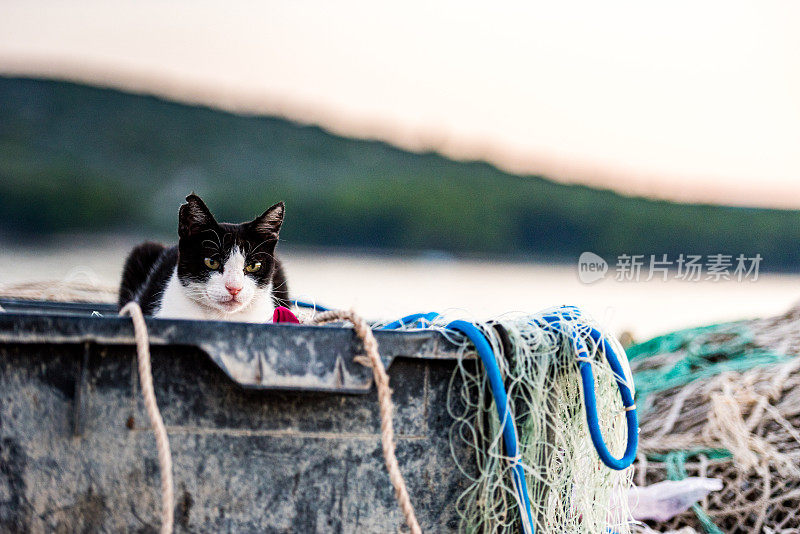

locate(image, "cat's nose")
(225, 284), (242, 296)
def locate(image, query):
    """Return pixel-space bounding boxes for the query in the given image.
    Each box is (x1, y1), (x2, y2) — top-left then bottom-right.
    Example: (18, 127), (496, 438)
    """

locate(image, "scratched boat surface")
(0, 298), (472, 533)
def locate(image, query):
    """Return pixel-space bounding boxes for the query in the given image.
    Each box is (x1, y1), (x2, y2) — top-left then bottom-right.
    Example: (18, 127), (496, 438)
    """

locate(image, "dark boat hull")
(0, 299), (470, 533)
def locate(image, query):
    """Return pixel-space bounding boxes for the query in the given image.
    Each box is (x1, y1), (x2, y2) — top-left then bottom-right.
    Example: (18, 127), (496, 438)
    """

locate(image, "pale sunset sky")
(1, 1), (799, 208)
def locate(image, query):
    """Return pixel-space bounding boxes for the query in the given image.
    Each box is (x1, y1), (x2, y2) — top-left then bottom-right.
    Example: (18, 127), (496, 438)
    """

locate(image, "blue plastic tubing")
(381, 312), (439, 330)
(446, 319), (536, 531)
(383, 308), (639, 471)
(539, 308), (639, 471)
(292, 299), (331, 312)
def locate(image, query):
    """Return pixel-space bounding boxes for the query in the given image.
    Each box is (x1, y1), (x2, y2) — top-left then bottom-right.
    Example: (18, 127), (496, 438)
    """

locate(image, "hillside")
(1, 76), (798, 269)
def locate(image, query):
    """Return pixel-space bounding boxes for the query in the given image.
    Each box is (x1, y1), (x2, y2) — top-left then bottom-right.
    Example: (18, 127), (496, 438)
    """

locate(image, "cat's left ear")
(252, 201), (285, 236)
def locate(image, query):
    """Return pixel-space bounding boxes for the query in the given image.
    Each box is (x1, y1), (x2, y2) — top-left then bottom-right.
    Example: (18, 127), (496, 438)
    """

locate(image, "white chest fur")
(155, 271), (276, 322)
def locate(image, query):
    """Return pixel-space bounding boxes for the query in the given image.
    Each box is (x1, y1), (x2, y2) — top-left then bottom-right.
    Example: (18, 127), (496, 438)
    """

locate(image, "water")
(2, 240), (798, 341)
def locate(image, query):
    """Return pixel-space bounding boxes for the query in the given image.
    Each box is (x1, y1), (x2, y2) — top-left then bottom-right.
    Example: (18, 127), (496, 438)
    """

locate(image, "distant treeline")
(1, 76), (799, 270)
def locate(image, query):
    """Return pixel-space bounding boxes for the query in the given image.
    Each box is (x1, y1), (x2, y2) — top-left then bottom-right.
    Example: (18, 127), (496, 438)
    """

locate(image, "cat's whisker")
(270, 280), (288, 290)
(204, 227), (223, 249)
(249, 238), (278, 257)
(201, 239), (221, 252)
(251, 250), (277, 263)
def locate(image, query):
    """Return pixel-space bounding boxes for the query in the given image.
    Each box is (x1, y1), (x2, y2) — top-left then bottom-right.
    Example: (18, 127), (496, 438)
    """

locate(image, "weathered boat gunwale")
(0, 298), (464, 394)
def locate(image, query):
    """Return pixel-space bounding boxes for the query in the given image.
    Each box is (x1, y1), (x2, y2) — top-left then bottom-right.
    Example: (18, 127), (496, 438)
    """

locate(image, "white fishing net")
(427, 308), (635, 533)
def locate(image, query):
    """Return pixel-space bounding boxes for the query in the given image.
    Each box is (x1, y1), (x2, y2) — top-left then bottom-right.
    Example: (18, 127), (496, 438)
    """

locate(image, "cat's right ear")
(179, 194), (216, 238)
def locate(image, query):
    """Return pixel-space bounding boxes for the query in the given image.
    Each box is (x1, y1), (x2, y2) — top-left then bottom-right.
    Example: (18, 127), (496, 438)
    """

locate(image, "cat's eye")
(245, 262), (262, 273)
(204, 257), (220, 270)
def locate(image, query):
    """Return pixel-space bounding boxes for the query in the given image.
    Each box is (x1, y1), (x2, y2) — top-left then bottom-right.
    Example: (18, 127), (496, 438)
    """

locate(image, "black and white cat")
(118, 194), (290, 322)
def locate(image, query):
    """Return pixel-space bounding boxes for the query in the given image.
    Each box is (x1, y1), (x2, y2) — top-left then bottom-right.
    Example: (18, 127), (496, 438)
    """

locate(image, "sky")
(1, 1), (799, 208)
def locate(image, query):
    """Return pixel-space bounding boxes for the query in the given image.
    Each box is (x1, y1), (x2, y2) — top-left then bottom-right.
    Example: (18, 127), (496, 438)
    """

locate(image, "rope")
(120, 302), (174, 534)
(310, 309), (422, 534)
(0, 279), (118, 303)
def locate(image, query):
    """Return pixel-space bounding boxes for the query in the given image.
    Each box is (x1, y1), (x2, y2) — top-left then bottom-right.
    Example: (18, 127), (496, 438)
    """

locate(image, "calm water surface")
(2, 240), (798, 341)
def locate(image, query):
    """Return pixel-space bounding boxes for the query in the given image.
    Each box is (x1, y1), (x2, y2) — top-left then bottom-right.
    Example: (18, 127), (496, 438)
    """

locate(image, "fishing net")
(633, 528), (700, 534)
(629, 304), (800, 533)
(421, 308), (636, 533)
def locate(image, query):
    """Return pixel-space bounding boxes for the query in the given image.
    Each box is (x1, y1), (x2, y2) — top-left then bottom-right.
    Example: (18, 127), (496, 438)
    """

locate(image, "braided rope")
(310, 309), (422, 534)
(0, 279), (117, 303)
(120, 302), (174, 534)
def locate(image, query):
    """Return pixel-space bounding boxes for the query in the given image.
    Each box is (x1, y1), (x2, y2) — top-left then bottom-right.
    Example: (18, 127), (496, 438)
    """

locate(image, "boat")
(0, 298), (468, 532)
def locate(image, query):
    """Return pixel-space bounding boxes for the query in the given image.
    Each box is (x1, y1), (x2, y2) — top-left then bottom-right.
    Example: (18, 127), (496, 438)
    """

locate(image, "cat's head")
(176, 194), (284, 315)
